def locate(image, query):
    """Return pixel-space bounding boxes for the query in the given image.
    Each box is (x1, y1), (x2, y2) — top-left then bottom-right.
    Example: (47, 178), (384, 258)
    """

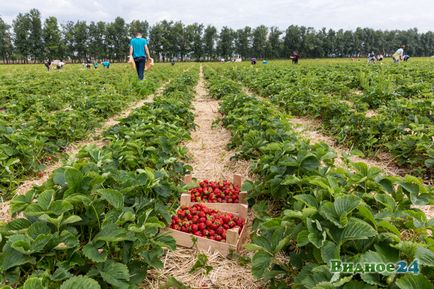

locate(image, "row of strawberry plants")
(204, 66), (434, 289)
(221, 63), (433, 180)
(0, 64), (183, 200)
(0, 68), (199, 288)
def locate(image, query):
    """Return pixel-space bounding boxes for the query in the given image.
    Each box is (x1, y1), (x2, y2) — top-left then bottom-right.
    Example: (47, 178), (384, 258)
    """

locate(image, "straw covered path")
(143, 67), (261, 289)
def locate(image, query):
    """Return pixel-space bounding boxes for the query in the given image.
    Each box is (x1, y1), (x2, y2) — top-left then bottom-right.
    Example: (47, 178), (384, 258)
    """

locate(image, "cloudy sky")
(1, 0), (433, 32)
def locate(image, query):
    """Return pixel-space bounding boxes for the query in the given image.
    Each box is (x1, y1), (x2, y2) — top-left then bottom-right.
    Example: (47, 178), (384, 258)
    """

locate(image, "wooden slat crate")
(165, 197), (249, 256)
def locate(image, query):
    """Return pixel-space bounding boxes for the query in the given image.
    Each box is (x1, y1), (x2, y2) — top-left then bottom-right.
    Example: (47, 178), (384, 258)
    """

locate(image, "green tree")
(149, 20), (173, 62)
(62, 21), (75, 61)
(4, 12), (434, 61)
(13, 13), (31, 62)
(0, 17), (13, 63)
(73, 21), (89, 61)
(43, 16), (62, 59)
(420, 31), (434, 56)
(106, 17), (128, 61)
(268, 26), (282, 58)
(171, 21), (186, 60)
(283, 25), (301, 58)
(27, 9), (43, 62)
(203, 25), (217, 60)
(88, 21), (106, 59)
(325, 28), (336, 56)
(188, 23), (204, 61)
(234, 26), (252, 59)
(343, 30), (354, 56)
(129, 20), (149, 37)
(218, 26), (235, 59)
(252, 25), (268, 58)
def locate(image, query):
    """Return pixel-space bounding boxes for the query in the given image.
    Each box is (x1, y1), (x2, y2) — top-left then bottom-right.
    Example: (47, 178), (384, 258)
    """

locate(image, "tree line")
(0, 8), (433, 63)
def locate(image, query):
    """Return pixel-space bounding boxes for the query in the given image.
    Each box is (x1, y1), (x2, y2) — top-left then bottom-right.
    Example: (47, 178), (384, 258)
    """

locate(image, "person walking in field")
(129, 32), (152, 80)
(392, 45), (405, 63)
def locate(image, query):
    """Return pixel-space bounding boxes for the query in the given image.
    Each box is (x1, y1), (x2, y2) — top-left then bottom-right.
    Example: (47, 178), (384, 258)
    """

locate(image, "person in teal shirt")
(129, 32), (152, 80)
(102, 59), (110, 68)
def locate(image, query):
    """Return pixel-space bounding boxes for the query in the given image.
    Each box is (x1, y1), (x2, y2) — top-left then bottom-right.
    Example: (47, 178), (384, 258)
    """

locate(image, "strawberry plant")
(222, 61), (434, 179)
(0, 64), (182, 200)
(0, 67), (199, 288)
(204, 65), (434, 288)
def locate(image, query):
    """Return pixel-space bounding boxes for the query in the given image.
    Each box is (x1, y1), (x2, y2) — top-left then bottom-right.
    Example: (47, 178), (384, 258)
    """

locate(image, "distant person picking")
(392, 45), (405, 63)
(290, 51), (300, 64)
(102, 59), (110, 68)
(129, 32), (152, 80)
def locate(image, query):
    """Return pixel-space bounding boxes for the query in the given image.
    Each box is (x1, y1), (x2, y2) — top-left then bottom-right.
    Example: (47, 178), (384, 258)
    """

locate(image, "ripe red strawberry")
(223, 215), (231, 224)
(216, 227), (224, 235)
(192, 215), (199, 223)
(177, 209), (185, 218)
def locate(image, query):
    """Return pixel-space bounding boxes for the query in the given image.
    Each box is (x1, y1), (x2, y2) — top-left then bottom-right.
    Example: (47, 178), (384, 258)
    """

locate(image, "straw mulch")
(145, 67), (262, 289)
(143, 247), (264, 289)
(185, 68), (252, 181)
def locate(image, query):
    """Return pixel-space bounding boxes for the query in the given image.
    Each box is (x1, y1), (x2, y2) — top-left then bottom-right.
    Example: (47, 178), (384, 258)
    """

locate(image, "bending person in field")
(368, 52), (376, 63)
(392, 45), (404, 63)
(290, 51), (300, 64)
(57, 60), (64, 70)
(129, 32), (152, 80)
(44, 59), (51, 71)
(102, 59), (110, 68)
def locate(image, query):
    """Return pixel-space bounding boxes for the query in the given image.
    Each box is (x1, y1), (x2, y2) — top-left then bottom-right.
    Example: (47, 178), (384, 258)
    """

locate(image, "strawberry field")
(0, 60), (433, 289)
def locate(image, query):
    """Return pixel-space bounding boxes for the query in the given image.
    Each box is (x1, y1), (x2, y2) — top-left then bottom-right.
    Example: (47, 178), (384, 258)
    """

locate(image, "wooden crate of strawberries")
(166, 200), (249, 256)
(181, 174), (248, 213)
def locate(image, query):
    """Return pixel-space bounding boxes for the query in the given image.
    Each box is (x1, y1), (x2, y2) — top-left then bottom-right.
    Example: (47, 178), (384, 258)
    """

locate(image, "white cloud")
(0, 0), (433, 32)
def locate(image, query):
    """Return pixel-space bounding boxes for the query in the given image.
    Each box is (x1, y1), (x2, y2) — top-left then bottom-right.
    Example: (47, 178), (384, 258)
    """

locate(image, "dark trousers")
(134, 56), (146, 80)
